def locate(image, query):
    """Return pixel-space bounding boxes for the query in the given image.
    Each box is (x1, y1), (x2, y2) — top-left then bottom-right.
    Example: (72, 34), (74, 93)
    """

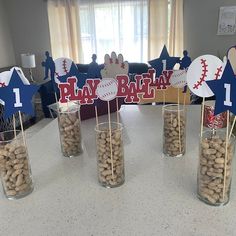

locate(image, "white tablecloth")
(0, 105), (236, 236)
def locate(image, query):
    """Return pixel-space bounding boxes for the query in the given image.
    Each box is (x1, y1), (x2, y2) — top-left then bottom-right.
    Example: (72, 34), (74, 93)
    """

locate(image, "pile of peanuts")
(96, 128), (124, 187)
(198, 135), (234, 205)
(58, 111), (82, 157)
(163, 111), (186, 157)
(0, 142), (32, 198)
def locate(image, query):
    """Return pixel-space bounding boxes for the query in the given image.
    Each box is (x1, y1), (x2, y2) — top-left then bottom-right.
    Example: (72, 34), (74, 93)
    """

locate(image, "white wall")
(4, 0), (52, 82)
(184, 0), (236, 60)
(0, 0), (15, 67)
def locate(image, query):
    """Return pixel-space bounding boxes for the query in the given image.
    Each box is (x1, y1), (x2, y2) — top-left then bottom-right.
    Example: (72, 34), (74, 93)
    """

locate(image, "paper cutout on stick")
(148, 45), (180, 77)
(42, 51), (55, 80)
(54, 57), (87, 88)
(58, 77), (100, 104)
(96, 78), (118, 101)
(206, 60), (236, 115)
(57, 48), (194, 105)
(0, 67), (29, 88)
(138, 86), (191, 105)
(101, 52), (129, 79)
(170, 70), (187, 88)
(179, 50), (192, 69)
(0, 67), (30, 105)
(227, 45), (236, 75)
(187, 55), (224, 98)
(87, 54), (102, 78)
(0, 69), (39, 119)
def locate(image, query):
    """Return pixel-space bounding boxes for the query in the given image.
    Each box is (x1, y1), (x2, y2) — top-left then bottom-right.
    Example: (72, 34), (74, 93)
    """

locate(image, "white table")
(1, 105), (236, 236)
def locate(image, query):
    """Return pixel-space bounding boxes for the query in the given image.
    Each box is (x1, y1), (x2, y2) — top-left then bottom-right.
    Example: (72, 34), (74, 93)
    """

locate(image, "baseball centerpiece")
(54, 57), (83, 158)
(186, 51), (236, 206)
(170, 70), (187, 89)
(0, 69), (38, 199)
(95, 52), (125, 188)
(162, 103), (186, 158)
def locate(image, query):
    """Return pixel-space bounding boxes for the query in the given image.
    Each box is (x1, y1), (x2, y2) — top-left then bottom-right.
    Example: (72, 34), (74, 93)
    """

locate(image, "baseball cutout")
(170, 70), (187, 88)
(187, 55), (223, 97)
(0, 67), (30, 105)
(227, 46), (236, 75)
(96, 78), (118, 101)
(54, 57), (73, 83)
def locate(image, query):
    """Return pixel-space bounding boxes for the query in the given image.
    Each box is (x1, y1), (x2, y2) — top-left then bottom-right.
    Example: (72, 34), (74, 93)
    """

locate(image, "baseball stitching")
(193, 59), (208, 90)
(62, 59), (68, 74)
(214, 66), (222, 80)
(97, 80), (117, 100)
(173, 81), (186, 86)
(172, 70), (186, 78)
(101, 91), (116, 99)
(0, 82), (6, 87)
(55, 59), (69, 79)
(100, 80), (115, 89)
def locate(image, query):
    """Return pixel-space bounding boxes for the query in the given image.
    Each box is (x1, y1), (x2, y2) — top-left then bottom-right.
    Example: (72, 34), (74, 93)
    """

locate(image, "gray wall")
(0, 0), (15, 67)
(184, 0), (236, 60)
(4, 0), (51, 82)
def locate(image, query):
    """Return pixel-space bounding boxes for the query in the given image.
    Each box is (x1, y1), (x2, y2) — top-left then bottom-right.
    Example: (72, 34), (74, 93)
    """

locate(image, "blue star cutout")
(148, 45), (180, 77)
(0, 69), (39, 119)
(56, 62), (87, 88)
(206, 60), (236, 115)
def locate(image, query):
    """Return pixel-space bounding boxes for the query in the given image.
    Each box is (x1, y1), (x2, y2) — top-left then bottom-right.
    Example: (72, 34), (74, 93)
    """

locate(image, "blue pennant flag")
(0, 69), (39, 119)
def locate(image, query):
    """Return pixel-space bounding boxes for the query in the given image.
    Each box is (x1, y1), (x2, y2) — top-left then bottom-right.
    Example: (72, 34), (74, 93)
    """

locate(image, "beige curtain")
(169, 0), (184, 56)
(47, 0), (83, 62)
(148, 0), (168, 60)
(148, 0), (183, 59)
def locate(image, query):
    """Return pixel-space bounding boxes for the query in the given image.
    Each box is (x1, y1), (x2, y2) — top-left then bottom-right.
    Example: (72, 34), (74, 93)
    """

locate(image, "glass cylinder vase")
(95, 122), (125, 188)
(197, 130), (235, 206)
(57, 103), (83, 158)
(0, 130), (34, 199)
(163, 104), (186, 157)
(203, 100), (227, 130)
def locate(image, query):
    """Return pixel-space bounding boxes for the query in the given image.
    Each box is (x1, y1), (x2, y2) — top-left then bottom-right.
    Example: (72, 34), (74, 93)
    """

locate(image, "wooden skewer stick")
(116, 98), (120, 124)
(163, 90), (166, 106)
(223, 110), (230, 201)
(200, 97), (205, 138)
(54, 92), (58, 104)
(95, 105), (99, 127)
(13, 114), (16, 138)
(18, 111), (27, 147)
(177, 88), (181, 153)
(229, 116), (236, 140)
(183, 87), (187, 107)
(107, 101), (114, 179)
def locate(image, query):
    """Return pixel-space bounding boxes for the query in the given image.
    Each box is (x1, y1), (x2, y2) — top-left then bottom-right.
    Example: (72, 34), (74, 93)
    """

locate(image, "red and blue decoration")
(87, 54), (103, 79)
(179, 50), (192, 70)
(206, 60), (236, 115)
(0, 69), (39, 119)
(148, 45), (180, 77)
(42, 51), (55, 81)
(57, 62), (87, 89)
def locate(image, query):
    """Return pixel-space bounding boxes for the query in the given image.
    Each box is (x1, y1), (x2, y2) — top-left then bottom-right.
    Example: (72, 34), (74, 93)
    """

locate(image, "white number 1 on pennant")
(162, 60), (167, 71)
(13, 88), (23, 107)
(224, 84), (232, 106)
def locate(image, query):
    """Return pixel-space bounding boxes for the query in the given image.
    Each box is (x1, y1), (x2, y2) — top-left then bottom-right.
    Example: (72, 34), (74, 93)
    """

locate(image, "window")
(79, 0), (148, 63)
(47, 0), (183, 64)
